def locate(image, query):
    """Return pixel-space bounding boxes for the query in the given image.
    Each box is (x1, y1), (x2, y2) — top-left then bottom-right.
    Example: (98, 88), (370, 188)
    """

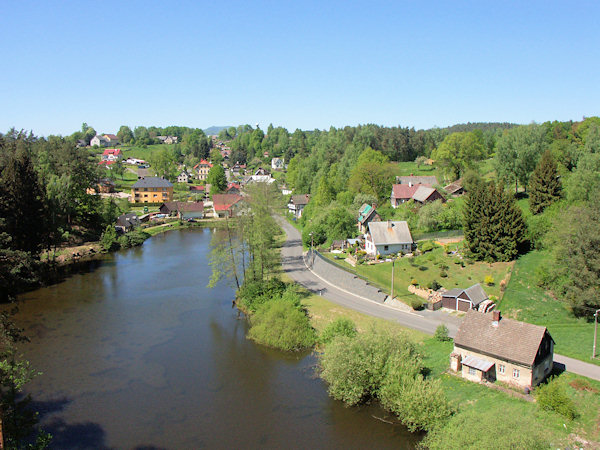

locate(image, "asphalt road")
(277, 216), (600, 381)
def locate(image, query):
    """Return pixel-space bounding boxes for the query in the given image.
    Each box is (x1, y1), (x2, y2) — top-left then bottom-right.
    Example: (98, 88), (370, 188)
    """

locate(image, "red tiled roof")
(104, 134), (118, 140)
(212, 194), (243, 211)
(102, 148), (121, 156)
(189, 185), (205, 191)
(391, 184), (419, 200)
(98, 160), (116, 165)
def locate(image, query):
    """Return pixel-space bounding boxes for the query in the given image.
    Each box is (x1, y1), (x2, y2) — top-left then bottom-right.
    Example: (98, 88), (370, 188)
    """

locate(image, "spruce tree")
(463, 179), (528, 262)
(528, 150), (561, 214)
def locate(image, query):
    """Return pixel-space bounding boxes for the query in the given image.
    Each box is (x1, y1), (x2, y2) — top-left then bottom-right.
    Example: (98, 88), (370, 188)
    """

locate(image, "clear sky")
(1, 1), (598, 136)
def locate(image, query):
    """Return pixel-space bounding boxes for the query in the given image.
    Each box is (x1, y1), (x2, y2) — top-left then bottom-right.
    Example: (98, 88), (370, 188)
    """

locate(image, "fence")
(413, 229), (464, 242)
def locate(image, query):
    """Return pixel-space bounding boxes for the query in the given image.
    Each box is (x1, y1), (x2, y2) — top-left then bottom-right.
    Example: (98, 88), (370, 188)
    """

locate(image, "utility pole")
(390, 257), (395, 301)
(593, 309), (599, 359)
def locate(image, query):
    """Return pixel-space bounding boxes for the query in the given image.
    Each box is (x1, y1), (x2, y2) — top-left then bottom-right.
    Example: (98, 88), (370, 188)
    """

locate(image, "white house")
(288, 194), (310, 218)
(365, 221), (413, 256)
(177, 170), (192, 183)
(271, 157), (285, 170)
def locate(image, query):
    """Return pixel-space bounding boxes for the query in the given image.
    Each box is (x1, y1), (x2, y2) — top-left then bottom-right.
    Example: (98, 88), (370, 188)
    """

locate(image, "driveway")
(276, 216), (600, 381)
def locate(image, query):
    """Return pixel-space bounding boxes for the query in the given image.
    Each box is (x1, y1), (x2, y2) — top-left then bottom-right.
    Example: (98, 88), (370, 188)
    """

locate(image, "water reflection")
(15, 229), (419, 449)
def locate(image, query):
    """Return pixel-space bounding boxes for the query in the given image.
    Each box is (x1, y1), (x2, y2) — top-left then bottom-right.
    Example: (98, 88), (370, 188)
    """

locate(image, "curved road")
(277, 217), (600, 381)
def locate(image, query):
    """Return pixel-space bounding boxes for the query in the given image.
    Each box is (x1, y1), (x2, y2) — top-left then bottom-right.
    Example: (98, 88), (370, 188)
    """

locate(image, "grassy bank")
(498, 250), (600, 366)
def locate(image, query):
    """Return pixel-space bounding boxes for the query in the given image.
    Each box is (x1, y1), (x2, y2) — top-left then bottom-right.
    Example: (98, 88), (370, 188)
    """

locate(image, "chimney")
(408, 181), (413, 187)
(492, 310), (501, 327)
(387, 220), (392, 230)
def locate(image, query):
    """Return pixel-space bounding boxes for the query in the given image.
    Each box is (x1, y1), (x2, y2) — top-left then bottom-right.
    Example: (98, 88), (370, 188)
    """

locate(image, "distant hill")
(203, 126), (232, 136)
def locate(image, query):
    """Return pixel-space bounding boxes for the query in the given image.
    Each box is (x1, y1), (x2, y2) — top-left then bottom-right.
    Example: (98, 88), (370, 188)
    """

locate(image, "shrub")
(535, 377), (577, 420)
(484, 275), (495, 286)
(320, 318), (357, 345)
(237, 278), (287, 312)
(100, 225), (119, 252)
(434, 324), (450, 341)
(118, 235), (130, 249)
(440, 270), (448, 278)
(319, 331), (420, 406)
(410, 297), (424, 310)
(418, 265), (428, 271)
(247, 296), (316, 351)
(411, 279), (418, 286)
(419, 240), (436, 253)
(427, 280), (442, 291)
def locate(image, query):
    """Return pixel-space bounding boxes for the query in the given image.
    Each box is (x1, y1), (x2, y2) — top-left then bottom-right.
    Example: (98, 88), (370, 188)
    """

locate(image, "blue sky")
(1, 1), (598, 136)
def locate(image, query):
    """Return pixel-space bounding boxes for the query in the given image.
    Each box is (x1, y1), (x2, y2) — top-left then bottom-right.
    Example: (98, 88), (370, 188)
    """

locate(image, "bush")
(411, 279), (418, 286)
(535, 377), (577, 420)
(418, 265), (428, 271)
(484, 275), (495, 286)
(427, 280), (442, 291)
(319, 331), (420, 406)
(434, 325), (450, 341)
(237, 278), (287, 312)
(419, 240), (437, 253)
(100, 225), (119, 252)
(320, 318), (357, 345)
(440, 270), (448, 278)
(247, 296), (316, 351)
(410, 297), (424, 310)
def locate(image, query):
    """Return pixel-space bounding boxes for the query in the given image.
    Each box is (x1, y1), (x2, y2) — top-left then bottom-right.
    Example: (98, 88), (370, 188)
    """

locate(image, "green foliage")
(432, 131), (485, 180)
(319, 318), (357, 344)
(348, 148), (394, 200)
(421, 404), (550, 450)
(117, 230), (150, 249)
(548, 194), (600, 316)
(463, 177), (528, 262)
(495, 124), (547, 193)
(247, 290), (316, 351)
(410, 297), (424, 310)
(419, 240), (437, 253)
(535, 377), (577, 420)
(207, 164), (227, 194)
(434, 324), (450, 341)
(528, 150), (561, 214)
(100, 225), (119, 251)
(237, 278), (287, 313)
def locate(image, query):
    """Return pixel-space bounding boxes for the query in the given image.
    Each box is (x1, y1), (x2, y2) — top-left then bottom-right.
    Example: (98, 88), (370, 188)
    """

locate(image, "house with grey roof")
(441, 283), (488, 311)
(288, 194), (310, 218)
(365, 221), (414, 256)
(396, 175), (438, 186)
(131, 177), (174, 204)
(411, 186), (445, 204)
(450, 310), (554, 389)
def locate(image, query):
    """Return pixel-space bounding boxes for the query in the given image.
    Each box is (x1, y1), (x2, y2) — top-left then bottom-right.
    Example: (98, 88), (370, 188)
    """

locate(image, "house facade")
(451, 310), (554, 389)
(391, 184), (444, 207)
(411, 186), (445, 204)
(194, 160), (213, 181)
(115, 213), (140, 233)
(271, 158), (285, 170)
(131, 177), (174, 203)
(288, 194), (310, 218)
(177, 170), (192, 183)
(101, 148), (122, 162)
(364, 221), (413, 256)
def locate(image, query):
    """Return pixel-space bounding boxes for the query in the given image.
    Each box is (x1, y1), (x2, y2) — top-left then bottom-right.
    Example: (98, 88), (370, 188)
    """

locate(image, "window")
(468, 367), (477, 376)
(384, 245), (389, 251)
(513, 368), (520, 378)
(498, 364), (505, 374)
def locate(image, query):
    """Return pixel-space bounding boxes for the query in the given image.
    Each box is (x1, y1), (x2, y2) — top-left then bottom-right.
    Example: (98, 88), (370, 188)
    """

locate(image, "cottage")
(271, 158), (285, 170)
(357, 204), (381, 234)
(391, 184), (445, 207)
(157, 135), (178, 144)
(365, 221), (413, 256)
(288, 194), (310, 218)
(131, 177), (173, 204)
(96, 178), (116, 193)
(441, 284), (488, 311)
(226, 183), (241, 195)
(177, 170), (192, 183)
(115, 213), (140, 233)
(101, 148), (122, 162)
(451, 310), (554, 389)
(411, 186), (445, 204)
(159, 201), (205, 220)
(212, 194), (244, 218)
(444, 179), (465, 196)
(90, 135), (109, 147)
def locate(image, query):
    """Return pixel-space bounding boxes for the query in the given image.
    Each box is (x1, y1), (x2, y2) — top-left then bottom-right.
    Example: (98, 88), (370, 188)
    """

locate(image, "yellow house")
(131, 177), (174, 203)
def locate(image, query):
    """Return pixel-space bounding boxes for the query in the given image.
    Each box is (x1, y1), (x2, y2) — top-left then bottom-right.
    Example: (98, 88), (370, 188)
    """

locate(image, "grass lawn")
(111, 169), (139, 190)
(120, 143), (173, 160)
(389, 161), (445, 182)
(325, 245), (513, 304)
(498, 250), (600, 366)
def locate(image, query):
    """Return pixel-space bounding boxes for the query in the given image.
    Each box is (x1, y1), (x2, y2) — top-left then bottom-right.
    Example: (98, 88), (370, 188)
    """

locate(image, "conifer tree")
(528, 150), (561, 214)
(463, 179), (528, 262)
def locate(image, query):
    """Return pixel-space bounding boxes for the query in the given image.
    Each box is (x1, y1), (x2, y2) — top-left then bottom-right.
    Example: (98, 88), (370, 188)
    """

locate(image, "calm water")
(16, 229), (419, 449)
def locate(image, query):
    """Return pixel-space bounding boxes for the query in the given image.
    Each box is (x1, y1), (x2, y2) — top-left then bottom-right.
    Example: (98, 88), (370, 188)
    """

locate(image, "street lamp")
(390, 256), (395, 301)
(593, 309), (600, 359)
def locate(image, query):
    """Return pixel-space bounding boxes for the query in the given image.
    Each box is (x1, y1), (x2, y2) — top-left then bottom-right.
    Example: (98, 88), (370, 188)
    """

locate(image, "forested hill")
(203, 126), (232, 136)
(440, 122), (518, 133)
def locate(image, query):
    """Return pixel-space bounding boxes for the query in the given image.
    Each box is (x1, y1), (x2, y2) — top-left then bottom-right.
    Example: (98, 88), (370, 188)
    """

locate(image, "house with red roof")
(390, 184), (444, 207)
(194, 159), (213, 181)
(226, 183), (241, 195)
(101, 148), (122, 161)
(212, 194), (244, 218)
